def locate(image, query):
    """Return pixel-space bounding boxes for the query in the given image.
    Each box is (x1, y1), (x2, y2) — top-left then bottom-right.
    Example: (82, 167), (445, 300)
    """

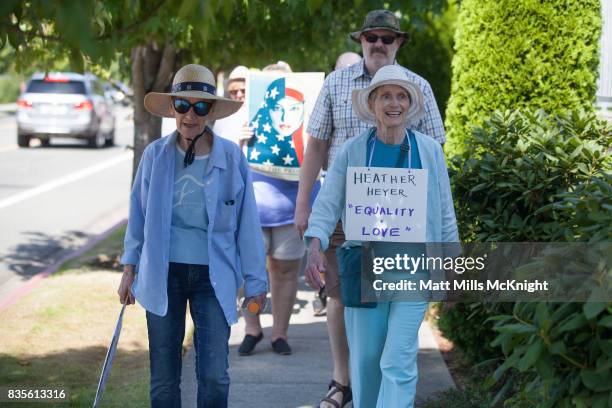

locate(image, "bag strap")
(395, 134), (410, 168)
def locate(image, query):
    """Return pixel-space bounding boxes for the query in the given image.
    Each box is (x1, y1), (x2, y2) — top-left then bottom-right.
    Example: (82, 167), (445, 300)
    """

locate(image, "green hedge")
(444, 0), (601, 154)
(450, 109), (611, 243)
(439, 110), (611, 406)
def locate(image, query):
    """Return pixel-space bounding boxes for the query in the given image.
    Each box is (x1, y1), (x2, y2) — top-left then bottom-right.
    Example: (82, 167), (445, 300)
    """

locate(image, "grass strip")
(1, 224), (207, 406)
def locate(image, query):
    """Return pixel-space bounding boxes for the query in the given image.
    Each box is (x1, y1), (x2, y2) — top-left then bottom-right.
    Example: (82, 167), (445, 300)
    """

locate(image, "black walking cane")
(93, 302), (127, 407)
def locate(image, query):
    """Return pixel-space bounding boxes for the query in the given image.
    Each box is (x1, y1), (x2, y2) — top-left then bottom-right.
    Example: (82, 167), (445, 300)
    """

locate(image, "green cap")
(349, 10), (409, 43)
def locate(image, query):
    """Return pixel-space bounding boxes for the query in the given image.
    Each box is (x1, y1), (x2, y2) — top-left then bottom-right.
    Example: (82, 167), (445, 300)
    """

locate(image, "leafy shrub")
(437, 302), (511, 364)
(547, 173), (612, 243)
(450, 110), (611, 243)
(437, 109), (611, 405)
(488, 302), (612, 407)
(444, 0), (601, 154)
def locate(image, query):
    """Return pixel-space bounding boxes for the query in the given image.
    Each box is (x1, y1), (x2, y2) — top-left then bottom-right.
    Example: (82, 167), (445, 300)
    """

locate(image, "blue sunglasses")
(173, 98), (212, 116)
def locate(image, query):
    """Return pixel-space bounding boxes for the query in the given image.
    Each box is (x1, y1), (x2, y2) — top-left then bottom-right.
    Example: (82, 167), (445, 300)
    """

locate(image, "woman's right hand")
(305, 239), (326, 290)
(117, 265), (136, 305)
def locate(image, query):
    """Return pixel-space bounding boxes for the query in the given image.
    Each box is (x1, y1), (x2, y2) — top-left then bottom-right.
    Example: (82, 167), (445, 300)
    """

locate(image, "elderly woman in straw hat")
(303, 65), (458, 408)
(117, 64), (268, 407)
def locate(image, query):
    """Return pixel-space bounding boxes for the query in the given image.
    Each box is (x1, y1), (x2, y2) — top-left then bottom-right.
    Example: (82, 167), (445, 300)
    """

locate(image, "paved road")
(0, 108), (133, 303)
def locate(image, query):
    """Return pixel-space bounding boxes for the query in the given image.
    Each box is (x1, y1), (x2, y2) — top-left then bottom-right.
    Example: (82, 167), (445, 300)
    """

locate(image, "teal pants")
(345, 301), (428, 408)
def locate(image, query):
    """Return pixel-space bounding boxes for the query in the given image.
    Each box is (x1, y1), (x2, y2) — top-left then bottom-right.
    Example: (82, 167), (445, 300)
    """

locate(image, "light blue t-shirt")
(169, 145), (210, 265)
(366, 130), (426, 273)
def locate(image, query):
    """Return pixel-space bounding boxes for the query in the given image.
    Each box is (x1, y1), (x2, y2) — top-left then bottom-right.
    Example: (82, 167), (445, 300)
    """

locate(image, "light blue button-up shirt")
(121, 130), (268, 324)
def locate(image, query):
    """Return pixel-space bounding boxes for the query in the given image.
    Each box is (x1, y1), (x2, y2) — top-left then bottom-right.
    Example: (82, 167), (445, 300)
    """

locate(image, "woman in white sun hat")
(117, 64), (268, 408)
(303, 64), (459, 408)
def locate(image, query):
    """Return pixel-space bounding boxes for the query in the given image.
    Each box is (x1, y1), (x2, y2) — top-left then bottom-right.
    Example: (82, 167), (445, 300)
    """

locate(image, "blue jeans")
(146, 263), (230, 408)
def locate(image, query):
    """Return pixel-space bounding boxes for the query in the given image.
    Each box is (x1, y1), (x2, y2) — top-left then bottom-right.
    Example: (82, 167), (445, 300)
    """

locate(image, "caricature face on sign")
(245, 72), (324, 181)
(270, 96), (304, 137)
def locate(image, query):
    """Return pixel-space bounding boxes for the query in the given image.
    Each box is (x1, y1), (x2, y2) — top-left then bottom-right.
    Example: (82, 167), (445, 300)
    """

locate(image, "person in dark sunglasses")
(355, 21), (404, 73)
(119, 64), (268, 408)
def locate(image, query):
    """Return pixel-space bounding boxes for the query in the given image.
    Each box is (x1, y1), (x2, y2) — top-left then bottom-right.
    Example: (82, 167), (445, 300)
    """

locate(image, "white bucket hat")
(351, 65), (425, 126)
(144, 64), (242, 120)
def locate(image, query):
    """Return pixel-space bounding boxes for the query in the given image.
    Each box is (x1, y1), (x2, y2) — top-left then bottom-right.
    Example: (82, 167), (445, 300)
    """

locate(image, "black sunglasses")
(173, 98), (212, 116)
(363, 33), (397, 45)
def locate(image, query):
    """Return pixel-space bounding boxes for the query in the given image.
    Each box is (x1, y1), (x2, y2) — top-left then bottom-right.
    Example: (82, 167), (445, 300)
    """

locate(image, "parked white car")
(16, 72), (116, 148)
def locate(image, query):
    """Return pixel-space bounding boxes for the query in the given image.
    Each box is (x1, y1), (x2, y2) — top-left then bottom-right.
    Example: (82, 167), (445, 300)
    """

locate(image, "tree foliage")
(1, 1), (453, 77)
(399, 0), (457, 119)
(0, 0), (454, 173)
(444, 0), (602, 154)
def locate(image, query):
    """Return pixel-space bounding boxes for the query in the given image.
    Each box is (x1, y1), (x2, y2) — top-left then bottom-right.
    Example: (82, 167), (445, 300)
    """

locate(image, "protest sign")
(245, 72), (324, 181)
(345, 167), (428, 242)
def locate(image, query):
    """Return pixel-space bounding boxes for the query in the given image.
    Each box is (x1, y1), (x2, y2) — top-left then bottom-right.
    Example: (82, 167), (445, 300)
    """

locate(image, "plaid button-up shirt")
(307, 61), (446, 168)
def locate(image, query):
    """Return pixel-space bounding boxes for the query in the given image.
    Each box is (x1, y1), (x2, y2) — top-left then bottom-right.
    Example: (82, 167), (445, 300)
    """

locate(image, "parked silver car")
(16, 72), (116, 148)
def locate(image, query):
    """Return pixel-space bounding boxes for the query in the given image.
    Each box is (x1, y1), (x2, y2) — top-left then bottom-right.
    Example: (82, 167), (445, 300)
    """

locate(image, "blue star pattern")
(246, 77), (302, 181)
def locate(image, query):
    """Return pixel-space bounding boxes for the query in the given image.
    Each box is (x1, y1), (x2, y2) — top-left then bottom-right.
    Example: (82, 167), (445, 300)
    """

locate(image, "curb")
(0, 219), (127, 312)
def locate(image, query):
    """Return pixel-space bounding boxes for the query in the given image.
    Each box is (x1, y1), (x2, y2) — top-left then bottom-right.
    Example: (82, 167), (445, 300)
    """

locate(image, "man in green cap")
(295, 9), (446, 408)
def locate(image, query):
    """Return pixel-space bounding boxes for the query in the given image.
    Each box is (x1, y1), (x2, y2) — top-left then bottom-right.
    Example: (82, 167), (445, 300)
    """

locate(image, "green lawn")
(0, 271), (150, 407)
(0, 225), (154, 407)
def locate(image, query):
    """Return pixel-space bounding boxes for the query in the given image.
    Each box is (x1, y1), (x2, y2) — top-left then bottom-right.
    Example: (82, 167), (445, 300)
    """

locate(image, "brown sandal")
(318, 379), (352, 408)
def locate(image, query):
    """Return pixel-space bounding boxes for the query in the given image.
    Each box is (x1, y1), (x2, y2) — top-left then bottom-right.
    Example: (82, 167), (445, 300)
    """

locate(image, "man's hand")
(294, 202), (311, 238)
(117, 265), (136, 305)
(295, 136), (328, 237)
(305, 239), (326, 290)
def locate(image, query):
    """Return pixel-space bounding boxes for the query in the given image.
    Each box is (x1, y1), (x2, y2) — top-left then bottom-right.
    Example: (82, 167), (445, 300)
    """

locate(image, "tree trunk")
(130, 41), (177, 181)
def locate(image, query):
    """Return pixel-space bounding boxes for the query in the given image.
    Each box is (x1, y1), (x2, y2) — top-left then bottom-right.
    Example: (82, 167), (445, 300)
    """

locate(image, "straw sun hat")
(351, 65), (425, 126)
(144, 64), (242, 120)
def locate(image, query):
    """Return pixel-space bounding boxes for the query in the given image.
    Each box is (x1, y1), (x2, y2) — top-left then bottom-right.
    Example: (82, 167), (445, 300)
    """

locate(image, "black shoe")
(271, 338), (292, 355)
(238, 333), (263, 356)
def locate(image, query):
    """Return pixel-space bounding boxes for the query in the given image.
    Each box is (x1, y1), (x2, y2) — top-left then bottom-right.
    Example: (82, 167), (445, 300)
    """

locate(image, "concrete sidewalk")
(181, 280), (454, 407)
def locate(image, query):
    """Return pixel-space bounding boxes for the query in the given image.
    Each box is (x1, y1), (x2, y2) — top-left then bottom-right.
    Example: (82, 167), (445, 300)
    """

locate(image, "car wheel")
(40, 138), (51, 147)
(89, 130), (106, 149)
(17, 133), (31, 148)
(105, 128), (115, 147)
